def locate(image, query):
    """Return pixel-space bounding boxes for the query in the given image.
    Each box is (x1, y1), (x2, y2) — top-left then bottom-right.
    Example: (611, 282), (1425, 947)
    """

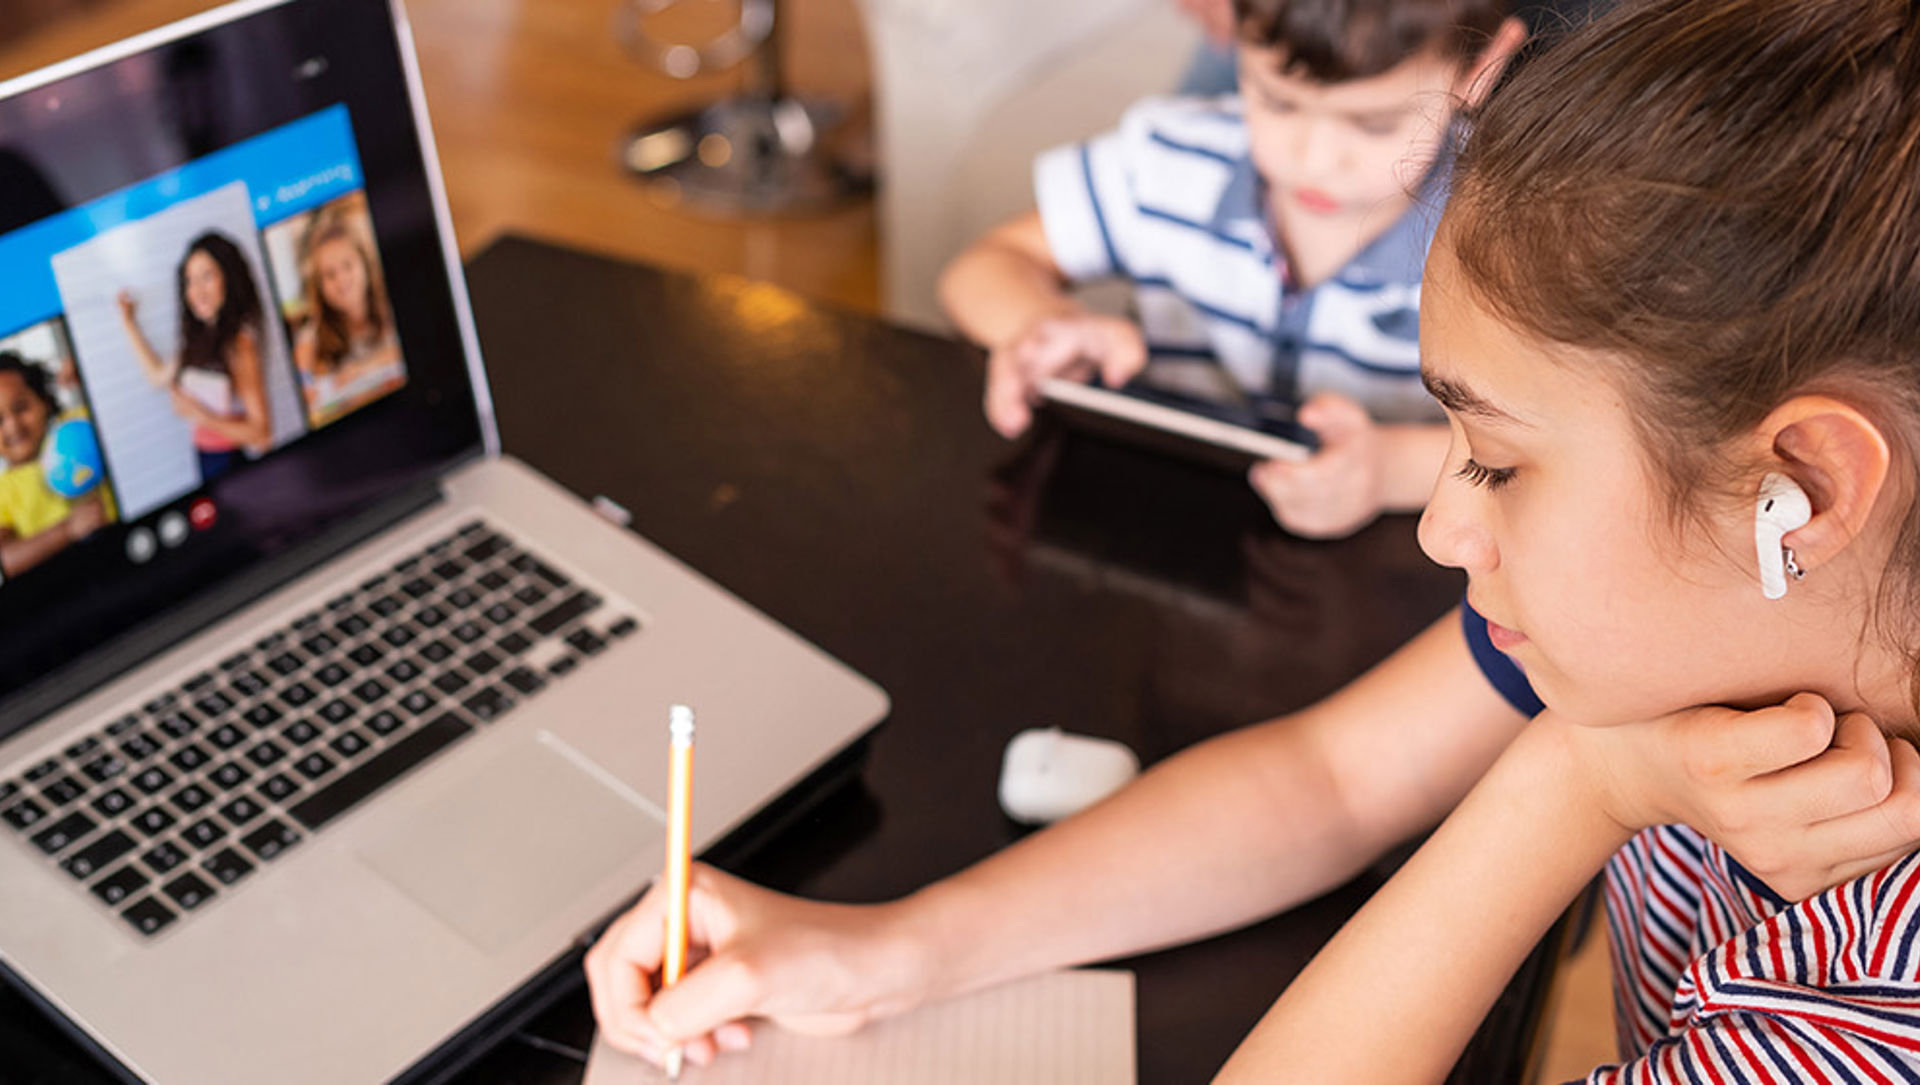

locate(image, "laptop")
(0, 2), (890, 1082)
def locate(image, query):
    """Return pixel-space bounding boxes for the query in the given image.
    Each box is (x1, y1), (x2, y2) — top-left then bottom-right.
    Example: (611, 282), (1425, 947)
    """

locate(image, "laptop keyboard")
(0, 519), (638, 939)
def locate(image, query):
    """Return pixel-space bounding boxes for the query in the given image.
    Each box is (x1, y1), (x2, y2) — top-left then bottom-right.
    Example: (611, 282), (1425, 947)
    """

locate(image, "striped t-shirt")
(1033, 95), (1447, 422)
(1463, 604), (1920, 1081)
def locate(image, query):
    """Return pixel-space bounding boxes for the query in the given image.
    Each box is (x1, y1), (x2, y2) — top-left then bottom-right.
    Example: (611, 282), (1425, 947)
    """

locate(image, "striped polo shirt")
(1033, 95), (1446, 423)
(1463, 604), (1920, 1082)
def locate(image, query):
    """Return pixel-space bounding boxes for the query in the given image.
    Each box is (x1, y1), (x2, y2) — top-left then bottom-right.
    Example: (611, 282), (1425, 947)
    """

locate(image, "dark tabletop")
(4, 236), (1565, 1084)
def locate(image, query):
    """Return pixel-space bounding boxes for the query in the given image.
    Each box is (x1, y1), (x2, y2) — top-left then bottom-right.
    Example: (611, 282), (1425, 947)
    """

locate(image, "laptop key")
(182, 819), (226, 849)
(400, 689), (439, 715)
(170, 783), (214, 814)
(168, 743), (211, 773)
(400, 577), (435, 599)
(163, 872), (217, 910)
(119, 732), (163, 762)
(207, 723), (247, 750)
(281, 681), (317, 708)
(381, 624), (417, 648)
(300, 633), (338, 657)
(265, 651), (303, 676)
(385, 658), (423, 684)
(6, 798), (49, 830)
(130, 766), (174, 795)
(608, 616), (639, 638)
(32, 811), (96, 854)
(218, 795), (264, 826)
(478, 571), (512, 593)
(244, 704), (284, 730)
(156, 712), (200, 740)
(364, 710), (403, 737)
(64, 830), (135, 879)
(529, 590), (599, 636)
(295, 752), (336, 781)
(142, 840), (188, 875)
(419, 639), (454, 664)
(0, 780), (15, 805)
(231, 670), (270, 697)
(465, 649), (502, 676)
(369, 594), (404, 617)
(314, 662), (350, 687)
(502, 667), (545, 696)
(207, 762), (251, 791)
(219, 650), (253, 672)
(201, 847), (254, 886)
(351, 678), (388, 704)
(5, 795), (50, 829)
(122, 896), (176, 936)
(289, 713), (474, 831)
(245, 741), (286, 769)
(461, 687), (513, 722)
(547, 655), (579, 677)
(63, 735), (100, 760)
(329, 731), (371, 759)
(446, 587), (479, 610)
(513, 584), (549, 607)
(318, 699), (356, 725)
(348, 643), (384, 667)
(432, 671), (470, 695)
(242, 819), (301, 862)
(93, 787), (136, 818)
(42, 775), (87, 807)
(193, 692), (235, 718)
(416, 604), (449, 628)
(335, 614), (371, 639)
(183, 671), (215, 693)
(130, 807), (177, 837)
(92, 865), (150, 907)
(80, 753), (128, 783)
(496, 630), (533, 655)
(259, 773), (301, 802)
(107, 713), (143, 736)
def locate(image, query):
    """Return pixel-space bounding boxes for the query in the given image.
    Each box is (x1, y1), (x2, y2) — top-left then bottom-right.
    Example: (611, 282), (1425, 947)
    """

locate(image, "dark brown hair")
(1232, 0), (1515, 82)
(175, 231), (264, 376)
(1448, 0), (1920, 700)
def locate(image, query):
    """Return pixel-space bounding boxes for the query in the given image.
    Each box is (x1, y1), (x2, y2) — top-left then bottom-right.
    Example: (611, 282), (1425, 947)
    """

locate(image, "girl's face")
(0, 371), (51, 465)
(315, 237), (369, 321)
(184, 249), (227, 324)
(1414, 237), (1801, 726)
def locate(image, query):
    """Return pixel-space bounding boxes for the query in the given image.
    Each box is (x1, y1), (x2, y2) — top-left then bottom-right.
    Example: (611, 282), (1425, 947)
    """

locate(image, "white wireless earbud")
(1755, 472), (1811, 600)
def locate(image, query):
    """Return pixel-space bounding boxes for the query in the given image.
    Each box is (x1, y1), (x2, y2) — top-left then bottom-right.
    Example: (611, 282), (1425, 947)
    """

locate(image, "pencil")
(662, 705), (695, 1081)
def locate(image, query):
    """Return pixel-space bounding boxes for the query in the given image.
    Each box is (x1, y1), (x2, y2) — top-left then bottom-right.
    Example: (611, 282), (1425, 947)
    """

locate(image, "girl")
(584, 1), (1920, 1078)
(0, 353), (110, 576)
(291, 207), (402, 425)
(118, 230), (273, 480)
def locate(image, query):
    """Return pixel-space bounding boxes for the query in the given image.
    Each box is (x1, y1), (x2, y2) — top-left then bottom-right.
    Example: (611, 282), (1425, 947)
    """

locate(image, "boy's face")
(1237, 44), (1468, 220)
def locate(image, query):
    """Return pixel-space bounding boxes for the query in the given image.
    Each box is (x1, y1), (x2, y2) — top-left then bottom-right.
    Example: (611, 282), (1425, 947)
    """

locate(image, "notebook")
(0, 2), (889, 1082)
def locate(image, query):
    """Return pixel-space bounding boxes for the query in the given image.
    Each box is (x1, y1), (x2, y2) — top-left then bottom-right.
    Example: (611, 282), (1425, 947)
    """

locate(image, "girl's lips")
(1486, 619), (1528, 652)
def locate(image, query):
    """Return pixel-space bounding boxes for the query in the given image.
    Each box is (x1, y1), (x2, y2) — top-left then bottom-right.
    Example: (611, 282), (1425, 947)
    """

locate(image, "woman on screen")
(291, 206), (402, 426)
(116, 230), (272, 480)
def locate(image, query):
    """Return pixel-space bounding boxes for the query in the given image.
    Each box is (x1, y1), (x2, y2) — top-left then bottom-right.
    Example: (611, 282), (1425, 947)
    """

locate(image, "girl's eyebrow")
(1422, 371), (1532, 428)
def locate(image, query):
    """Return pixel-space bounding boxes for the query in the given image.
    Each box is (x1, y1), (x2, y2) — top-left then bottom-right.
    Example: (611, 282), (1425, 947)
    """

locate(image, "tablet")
(1038, 377), (1320, 471)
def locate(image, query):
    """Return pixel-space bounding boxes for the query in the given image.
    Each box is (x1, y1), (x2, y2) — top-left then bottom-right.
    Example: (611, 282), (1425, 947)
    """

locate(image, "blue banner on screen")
(0, 105), (363, 337)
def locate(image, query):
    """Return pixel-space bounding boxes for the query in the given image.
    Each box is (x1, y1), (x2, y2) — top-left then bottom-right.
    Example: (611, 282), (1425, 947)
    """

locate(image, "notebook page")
(582, 968), (1136, 1085)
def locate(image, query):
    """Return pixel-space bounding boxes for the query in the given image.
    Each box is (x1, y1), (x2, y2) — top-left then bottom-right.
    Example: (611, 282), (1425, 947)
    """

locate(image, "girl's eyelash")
(1454, 458), (1518, 491)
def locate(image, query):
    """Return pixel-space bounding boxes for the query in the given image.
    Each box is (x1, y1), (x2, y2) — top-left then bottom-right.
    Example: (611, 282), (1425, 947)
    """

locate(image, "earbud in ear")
(1755, 472), (1812, 600)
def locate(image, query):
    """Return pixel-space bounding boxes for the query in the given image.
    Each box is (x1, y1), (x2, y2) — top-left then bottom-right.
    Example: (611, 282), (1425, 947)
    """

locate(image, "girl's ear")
(1760, 396), (1894, 570)
(1457, 18), (1529, 109)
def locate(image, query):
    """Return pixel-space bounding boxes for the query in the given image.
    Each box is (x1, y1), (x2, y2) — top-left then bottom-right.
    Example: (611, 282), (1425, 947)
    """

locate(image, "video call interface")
(0, 106), (408, 586)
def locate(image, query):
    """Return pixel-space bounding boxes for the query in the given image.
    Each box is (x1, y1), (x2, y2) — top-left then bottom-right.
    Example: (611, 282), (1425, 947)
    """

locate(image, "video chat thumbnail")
(0, 105), (410, 579)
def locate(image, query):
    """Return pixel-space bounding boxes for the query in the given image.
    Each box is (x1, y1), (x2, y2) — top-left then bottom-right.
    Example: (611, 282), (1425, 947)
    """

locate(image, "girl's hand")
(116, 290), (138, 322)
(1569, 694), (1920, 900)
(585, 864), (928, 1070)
(168, 387), (208, 425)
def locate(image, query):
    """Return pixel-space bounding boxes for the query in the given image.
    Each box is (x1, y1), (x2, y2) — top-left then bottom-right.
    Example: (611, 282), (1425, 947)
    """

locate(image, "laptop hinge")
(0, 478), (447, 740)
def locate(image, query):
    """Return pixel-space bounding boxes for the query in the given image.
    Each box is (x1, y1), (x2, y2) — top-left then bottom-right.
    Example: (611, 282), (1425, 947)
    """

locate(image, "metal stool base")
(620, 94), (868, 216)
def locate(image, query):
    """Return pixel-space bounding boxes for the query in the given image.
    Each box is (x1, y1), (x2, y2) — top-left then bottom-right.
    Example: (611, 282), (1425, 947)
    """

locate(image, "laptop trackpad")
(356, 737), (663, 952)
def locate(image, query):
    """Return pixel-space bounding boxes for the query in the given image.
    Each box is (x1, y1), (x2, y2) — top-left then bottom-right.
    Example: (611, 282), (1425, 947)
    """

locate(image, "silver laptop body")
(0, 3), (889, 1081)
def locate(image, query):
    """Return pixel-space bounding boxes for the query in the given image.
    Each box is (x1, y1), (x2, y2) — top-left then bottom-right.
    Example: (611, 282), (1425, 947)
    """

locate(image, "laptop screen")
(0, 0), (485, 724)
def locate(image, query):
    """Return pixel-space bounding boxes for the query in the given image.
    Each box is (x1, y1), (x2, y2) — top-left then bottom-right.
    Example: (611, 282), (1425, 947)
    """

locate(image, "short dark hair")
(0, 351), (58, 414)
(1232, 0), (1514, 83)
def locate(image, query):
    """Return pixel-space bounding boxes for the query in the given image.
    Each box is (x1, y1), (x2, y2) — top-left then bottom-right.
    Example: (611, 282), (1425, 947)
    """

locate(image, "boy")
(939, 0), (1526, 538)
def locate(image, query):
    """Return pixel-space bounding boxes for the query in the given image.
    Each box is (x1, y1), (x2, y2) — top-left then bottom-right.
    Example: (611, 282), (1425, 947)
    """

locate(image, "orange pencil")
(662, 705), (695, 1081)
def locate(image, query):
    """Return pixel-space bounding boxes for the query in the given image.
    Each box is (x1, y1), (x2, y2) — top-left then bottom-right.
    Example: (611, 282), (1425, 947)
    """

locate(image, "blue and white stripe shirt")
(1034, 95), (1446, 422)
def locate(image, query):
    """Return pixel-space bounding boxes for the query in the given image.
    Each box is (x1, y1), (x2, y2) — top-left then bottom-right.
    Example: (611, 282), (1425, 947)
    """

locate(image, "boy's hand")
(983, 314), (1147, 439)
(1567, 694), (1920, 901)
(1246, 393), (1385, 539)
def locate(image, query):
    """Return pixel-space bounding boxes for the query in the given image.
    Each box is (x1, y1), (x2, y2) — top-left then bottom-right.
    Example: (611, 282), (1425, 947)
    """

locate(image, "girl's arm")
(116, 291), (178, 388)
(180, 328), (272, 449)
(1215, 713), (1625, 1083)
